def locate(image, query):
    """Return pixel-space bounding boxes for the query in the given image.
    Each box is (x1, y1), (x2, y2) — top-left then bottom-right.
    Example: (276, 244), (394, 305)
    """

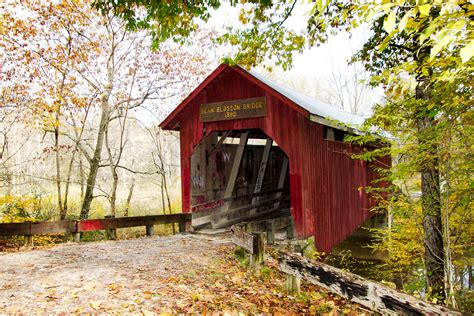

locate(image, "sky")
(141, 2), (384, 126)
(206, 2), (359, 76)
(201, 2), (384, 117)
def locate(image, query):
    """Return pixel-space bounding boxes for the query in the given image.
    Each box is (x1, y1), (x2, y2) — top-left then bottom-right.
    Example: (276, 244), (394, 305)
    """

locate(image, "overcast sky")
(207, 3), (362, 76)
(202, 3), (383, 117)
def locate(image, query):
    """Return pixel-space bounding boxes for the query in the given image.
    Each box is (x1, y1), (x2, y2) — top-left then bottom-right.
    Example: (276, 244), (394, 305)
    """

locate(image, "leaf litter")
(0, 233), (368, 314)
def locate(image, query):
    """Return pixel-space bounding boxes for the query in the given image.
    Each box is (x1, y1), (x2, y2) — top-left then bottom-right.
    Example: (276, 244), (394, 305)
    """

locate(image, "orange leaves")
(158, 245), (363, 314)
(70, 96), (88, 108)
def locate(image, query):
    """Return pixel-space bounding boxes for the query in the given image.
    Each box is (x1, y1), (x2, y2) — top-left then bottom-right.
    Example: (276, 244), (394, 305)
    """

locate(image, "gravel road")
(0, 233), (363, 314)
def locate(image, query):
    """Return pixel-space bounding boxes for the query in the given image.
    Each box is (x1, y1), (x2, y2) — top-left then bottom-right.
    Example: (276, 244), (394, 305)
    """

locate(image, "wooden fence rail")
(0, 213), (192, 247)
(230, 223), (265, 271)
(230, 221), (459, 315)
(279, 252), (460, 315)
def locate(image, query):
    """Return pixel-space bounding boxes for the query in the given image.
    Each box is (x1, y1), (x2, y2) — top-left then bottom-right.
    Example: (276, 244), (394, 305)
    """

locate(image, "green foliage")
(31, 234), (71, 248)
(325, 250), (359, 273)
(298, 236), (324, 261)
(310, 1), (472, 304)
(234, 246), (250, 267)
(0, 194), (69, 249)
(220, 1), (474, 74)
(106, 0), (471, 73)
(456, 289), (474, 314)
(217, 1), (305, 71)
(259, 266), (271, 280)
(92, 0), (221, 48)
(313, 302), (334, 314)
(80, 230), (108, 242)
(89, 199), (107, 219)
(369, 196), (426, 289)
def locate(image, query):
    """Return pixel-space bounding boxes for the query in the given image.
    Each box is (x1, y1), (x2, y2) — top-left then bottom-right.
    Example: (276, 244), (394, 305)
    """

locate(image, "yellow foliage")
(0, 195), (41, 223)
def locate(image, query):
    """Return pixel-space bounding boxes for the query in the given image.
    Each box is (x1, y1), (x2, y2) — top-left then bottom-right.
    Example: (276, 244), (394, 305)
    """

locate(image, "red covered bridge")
(160, 64), (389, 252)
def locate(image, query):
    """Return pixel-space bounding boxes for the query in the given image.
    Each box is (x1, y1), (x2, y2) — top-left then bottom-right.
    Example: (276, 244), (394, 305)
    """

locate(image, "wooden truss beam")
(207, 130), (232, 159)
(252, 138), (272, 205)
(274, 156), (289, 209)
(224, 132), (249, 199)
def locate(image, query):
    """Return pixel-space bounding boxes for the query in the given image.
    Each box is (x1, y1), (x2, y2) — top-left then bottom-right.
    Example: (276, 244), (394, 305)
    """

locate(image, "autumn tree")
(328, 1), (471, 304)
(0, 86), (30, 196)
(324, 64), (372, 115)
(3, 0), (216, 219)
(2, 1), (95, 219)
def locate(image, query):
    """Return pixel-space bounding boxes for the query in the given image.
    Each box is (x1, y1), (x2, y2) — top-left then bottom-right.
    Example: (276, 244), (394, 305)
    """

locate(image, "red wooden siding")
(164, 66), (388, 252)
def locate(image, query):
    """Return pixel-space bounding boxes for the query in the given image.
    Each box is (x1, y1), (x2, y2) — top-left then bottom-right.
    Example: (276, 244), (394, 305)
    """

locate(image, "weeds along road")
(0, 233), (363, 314)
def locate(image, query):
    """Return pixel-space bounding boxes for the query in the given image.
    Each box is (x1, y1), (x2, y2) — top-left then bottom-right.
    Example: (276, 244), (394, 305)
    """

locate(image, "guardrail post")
(146, 225), (154, 236)
(285, 274), (301, 295)
(178, 221), (186, 233)
(104, 215), (117, 240)
(108, 228), (117, 240)
(266, 219), (275, 245)
(73, 232), (81, 243)
(24, 235), (33, 249)
(287, 218), (295, 239)
(249, 233), (265, 272)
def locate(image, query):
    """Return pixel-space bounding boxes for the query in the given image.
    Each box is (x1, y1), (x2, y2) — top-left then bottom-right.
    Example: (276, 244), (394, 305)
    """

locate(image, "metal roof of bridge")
(245, 67), (365, 127)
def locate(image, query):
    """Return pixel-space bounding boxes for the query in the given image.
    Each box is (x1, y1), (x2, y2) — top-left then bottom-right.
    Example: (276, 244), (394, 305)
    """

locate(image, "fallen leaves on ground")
(0, 233), (368, 314)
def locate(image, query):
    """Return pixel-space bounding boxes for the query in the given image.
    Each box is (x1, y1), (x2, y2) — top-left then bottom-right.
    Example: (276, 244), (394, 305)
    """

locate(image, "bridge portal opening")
(190, 129), (291, 230)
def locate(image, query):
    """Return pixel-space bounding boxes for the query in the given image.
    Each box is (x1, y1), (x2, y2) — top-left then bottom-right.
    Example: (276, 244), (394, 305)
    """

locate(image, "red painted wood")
(77, 219), (108, 232)
(163, 65), (389, 252)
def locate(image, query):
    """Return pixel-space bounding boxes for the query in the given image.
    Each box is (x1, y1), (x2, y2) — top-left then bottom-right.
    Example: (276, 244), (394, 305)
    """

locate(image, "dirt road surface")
(0, 233), (363, 314)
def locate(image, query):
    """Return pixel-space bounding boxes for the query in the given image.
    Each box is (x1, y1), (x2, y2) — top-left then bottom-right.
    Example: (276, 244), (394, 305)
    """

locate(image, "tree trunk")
(61, 146), (77, 220)
(123, 179), (135, 217)
(443, 137), (457, 308)
(79, 156), (84, 201)
(3, 136), (13, 197)
(80, 97), (110, 219)
(105, 127), (119, 216)
(55, 124), (65, 220)
(160, 176), (175, 233)
(109, 170), (118, 216)
(162, 171), (175, 234)
(55, 45), (70, 220)
(79, 44), (115, 219)
(469, 266), (473, 290)
(158, 144), (175, 233)
(415, 81), (445, 301)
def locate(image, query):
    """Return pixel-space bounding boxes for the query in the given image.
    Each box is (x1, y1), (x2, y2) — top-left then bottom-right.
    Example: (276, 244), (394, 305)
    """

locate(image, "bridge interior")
(190, 129), (291, 230)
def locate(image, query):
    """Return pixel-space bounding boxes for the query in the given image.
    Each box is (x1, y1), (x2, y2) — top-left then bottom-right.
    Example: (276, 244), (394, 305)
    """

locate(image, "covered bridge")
(160, 64), (388, 252)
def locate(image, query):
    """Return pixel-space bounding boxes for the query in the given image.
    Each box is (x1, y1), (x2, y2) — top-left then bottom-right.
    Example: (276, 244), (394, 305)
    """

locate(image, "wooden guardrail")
(0, 213), (192, 247)
(230, 220), (459, 315)
(230, 223), (265, 271)
(230, 217), (294, 272)
(279, 252), (460, 315)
